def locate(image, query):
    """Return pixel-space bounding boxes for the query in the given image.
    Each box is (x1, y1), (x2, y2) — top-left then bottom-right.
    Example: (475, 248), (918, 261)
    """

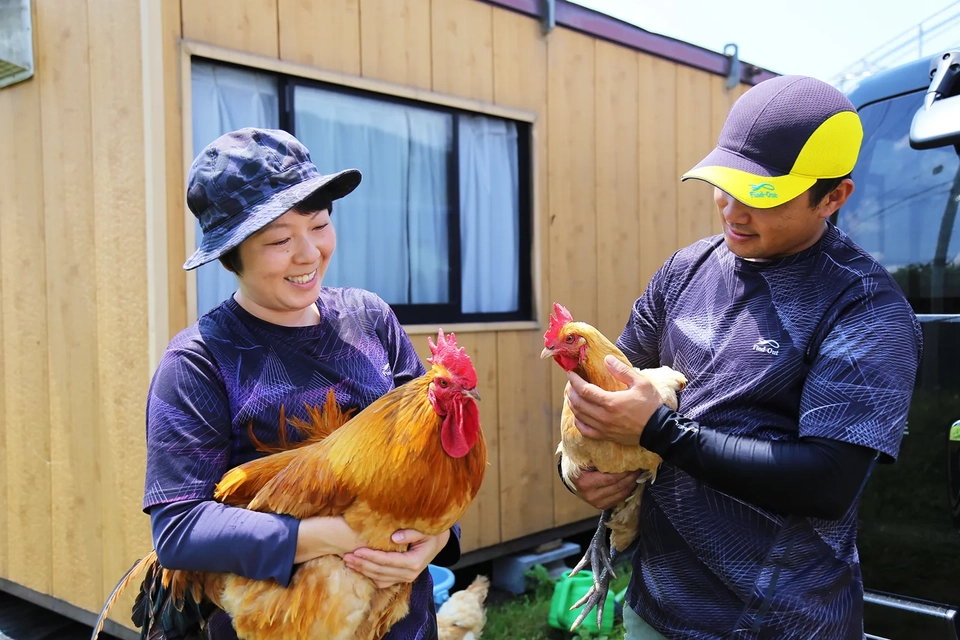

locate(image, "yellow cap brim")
(681, 165), (815, 209)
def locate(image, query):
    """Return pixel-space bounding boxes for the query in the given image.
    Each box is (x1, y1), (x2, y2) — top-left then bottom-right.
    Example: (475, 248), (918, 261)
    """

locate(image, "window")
(839, 90), (960, 314)
(190, 59), (533, 325)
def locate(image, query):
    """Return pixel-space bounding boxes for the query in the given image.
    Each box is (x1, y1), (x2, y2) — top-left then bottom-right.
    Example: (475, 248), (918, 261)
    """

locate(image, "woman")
(145, 127), (459, 639)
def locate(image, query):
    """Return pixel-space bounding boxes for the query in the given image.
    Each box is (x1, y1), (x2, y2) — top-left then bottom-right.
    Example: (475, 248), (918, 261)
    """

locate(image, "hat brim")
(681, 147), (815, 210)
(183, 168), (361, 270)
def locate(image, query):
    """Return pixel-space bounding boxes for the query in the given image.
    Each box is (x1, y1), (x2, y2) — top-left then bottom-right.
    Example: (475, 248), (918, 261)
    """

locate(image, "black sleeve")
(640, 405), (878, 520)
(431, 522), (462, 567)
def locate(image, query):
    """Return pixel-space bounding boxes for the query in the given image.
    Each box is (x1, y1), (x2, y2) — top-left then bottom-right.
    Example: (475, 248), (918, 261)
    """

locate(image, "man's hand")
(570, 468), (645, 510)
(566, 355), (663, 446)
(344, 529), (451, 589)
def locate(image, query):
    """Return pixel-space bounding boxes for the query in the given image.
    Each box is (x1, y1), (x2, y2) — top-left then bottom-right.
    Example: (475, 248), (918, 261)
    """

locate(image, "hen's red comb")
(428, 329), (478, 388)
(543, 302), (574, 344)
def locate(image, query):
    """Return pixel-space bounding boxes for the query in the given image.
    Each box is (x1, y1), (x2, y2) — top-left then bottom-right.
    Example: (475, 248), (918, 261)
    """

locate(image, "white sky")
(571, 0), (960, 82)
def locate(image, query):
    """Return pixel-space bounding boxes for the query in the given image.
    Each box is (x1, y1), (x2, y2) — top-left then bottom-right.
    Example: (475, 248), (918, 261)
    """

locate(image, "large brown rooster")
(92, 330), (486, 640)
(541, 303), (686, 630)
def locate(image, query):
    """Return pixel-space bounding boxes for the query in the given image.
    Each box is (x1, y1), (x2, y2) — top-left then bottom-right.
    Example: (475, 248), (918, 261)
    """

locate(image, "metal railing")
(833, 1), (960, 92)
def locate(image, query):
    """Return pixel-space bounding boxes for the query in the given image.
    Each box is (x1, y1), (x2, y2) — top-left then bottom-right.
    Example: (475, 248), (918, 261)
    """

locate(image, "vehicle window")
(840, 90), (960, 314)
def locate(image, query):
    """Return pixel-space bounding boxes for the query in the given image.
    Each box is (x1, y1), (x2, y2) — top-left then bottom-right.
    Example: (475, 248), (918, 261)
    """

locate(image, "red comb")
(427, 330), (478, 388)
(543, 302), (574, 343)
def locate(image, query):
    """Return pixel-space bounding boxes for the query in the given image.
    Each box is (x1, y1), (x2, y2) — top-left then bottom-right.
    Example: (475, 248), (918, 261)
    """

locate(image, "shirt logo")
(381, 363), (392, 378)
(752, 338), (780, 356)
(748, 183), (778, 199)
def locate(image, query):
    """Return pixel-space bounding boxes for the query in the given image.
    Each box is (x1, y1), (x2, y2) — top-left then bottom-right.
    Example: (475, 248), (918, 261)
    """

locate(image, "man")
(562, 75), (922, 639)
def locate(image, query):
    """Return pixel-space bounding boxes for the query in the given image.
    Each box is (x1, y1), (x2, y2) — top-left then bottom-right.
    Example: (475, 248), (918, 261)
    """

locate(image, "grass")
(480, 563), (631, 640)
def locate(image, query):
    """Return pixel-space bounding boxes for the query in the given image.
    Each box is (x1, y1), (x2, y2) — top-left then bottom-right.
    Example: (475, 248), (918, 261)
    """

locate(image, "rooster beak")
(464, 387), (481, 402)
(540, 347), (555, 360)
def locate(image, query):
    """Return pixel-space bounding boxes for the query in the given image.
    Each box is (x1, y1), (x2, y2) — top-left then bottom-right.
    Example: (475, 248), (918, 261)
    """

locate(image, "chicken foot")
(569, 508), (617, 581)
(567, 508), (617, 631)
(569, 549), (621, 632)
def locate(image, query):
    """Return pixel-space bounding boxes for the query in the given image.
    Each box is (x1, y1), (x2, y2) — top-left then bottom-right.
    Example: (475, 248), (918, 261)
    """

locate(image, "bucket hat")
(184, 127), (361, 270)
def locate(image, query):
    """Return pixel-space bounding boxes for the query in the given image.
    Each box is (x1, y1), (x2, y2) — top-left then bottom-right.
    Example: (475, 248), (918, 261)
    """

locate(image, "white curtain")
(190, 61), (279, 316)
(458, 115), (519, 313)
(294, 85), (451, 305)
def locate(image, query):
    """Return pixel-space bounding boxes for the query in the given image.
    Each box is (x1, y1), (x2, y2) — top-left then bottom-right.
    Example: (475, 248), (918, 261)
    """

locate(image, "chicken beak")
(540, 347), (555, 360)
(464, 387), (482, 402)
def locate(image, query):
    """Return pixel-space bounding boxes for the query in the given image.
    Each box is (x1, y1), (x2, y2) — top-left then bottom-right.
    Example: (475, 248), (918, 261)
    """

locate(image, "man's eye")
(313, 224), (328, 231)
(269, 238), (290, 246)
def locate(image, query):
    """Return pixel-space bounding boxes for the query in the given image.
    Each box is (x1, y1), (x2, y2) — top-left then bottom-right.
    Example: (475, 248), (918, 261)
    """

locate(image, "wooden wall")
(0, 0), (151, 625)
(0, 0), (750, 629)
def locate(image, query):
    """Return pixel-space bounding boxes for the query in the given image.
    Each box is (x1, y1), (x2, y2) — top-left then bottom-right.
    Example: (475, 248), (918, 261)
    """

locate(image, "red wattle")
(441, 398), (480, 458)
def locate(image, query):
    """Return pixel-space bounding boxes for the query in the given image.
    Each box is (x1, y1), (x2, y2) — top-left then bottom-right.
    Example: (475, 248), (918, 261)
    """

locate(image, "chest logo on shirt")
(752, 338), (780, 356)
(381, 363), (392, 378)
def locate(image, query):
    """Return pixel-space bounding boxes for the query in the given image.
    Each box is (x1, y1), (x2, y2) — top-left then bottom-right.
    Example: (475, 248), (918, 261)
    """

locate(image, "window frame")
(180, 42), (540, 332)
(836, 88), (960, 317)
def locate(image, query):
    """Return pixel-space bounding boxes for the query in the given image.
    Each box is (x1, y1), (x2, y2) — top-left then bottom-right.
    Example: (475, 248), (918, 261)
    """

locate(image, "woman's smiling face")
(233, 207), (336, 326)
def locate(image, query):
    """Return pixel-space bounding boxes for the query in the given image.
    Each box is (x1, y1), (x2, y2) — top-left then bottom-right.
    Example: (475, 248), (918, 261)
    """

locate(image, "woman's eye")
(269, 238), (290, 246)
(313, 224), (328, 231)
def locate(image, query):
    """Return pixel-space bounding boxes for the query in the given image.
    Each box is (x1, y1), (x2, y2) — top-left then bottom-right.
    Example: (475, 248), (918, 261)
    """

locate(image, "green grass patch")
(482, 563), (631, 640)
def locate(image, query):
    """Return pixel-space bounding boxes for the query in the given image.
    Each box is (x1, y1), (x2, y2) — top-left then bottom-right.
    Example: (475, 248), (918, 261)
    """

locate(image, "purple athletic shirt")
(618, 223), (921, 639)
(144, 287), (458, 639)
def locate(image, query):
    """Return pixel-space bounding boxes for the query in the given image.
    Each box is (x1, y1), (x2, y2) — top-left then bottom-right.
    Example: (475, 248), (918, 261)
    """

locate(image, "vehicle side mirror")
(910, 51), (960, 150)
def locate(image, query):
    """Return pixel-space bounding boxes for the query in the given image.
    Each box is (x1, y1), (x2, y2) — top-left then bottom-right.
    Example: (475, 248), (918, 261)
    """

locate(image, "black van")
(841, 52), (960, 639)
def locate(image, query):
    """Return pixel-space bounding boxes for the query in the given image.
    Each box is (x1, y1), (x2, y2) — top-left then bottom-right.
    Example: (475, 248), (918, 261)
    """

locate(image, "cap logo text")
(748, 183), (778, 199)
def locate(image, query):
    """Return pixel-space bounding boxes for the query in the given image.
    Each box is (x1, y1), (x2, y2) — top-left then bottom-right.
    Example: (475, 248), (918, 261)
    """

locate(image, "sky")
(570, 0), (960, 85)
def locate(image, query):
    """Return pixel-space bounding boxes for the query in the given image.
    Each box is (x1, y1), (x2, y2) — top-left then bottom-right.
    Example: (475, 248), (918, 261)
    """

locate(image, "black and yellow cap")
(682, 75), (863, 209)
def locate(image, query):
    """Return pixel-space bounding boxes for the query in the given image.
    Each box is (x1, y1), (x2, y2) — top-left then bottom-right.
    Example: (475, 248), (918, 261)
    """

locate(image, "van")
(841, 51), (960, 639)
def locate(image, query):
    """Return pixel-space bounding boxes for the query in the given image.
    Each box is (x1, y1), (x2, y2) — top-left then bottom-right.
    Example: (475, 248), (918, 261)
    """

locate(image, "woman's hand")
(343, 529), (451, 589)
(294, 516), (366, 564)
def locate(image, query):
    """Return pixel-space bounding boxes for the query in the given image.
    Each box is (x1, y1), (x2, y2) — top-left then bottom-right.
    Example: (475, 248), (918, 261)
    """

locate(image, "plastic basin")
(428, 564), (455, 609)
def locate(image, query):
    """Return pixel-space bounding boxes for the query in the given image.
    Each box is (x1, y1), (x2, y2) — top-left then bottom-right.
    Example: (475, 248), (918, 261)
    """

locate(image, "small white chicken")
(437, 575), (490, 640)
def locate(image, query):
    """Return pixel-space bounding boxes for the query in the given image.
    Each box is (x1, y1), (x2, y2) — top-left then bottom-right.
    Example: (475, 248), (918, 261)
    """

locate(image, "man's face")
(713, 181), (852, 260)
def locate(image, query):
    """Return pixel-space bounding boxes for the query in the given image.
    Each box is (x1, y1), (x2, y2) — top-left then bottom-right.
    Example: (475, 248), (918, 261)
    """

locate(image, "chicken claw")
(569, 509), (617, 582)
(568, 509), (617, 631)
(569, 561), (616, 632)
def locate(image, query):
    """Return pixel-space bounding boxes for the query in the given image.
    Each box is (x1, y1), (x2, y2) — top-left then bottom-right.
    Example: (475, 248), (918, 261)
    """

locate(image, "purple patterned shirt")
(618, 224), (921, 639)
(144, 287), (449, 639)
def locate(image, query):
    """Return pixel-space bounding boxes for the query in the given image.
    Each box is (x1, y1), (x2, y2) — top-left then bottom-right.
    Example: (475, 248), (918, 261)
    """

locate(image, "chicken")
(540, 303), (686, 630)
(91, 330), (487, 640)
(436, 575), (490, 640)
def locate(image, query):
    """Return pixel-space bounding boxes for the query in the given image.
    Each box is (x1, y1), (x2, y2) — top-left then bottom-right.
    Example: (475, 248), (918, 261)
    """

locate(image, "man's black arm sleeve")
(640, 405), (878, 520)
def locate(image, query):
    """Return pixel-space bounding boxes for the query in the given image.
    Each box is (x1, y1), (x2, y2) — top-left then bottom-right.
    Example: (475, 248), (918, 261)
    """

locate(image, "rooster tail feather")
(215, 388), (357, 508)
(90, 551), (158, 640)
(131, 561), (216, 640)
(466, 574), (490, 599)
(293, 387), (356, 443)
(248, 388), (355, 455)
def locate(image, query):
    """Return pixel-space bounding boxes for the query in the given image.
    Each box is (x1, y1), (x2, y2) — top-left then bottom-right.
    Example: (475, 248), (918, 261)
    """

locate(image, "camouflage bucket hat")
(183, 127), (361, 270)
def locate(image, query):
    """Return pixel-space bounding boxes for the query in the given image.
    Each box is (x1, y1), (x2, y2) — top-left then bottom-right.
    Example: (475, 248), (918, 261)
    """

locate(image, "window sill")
(402, 320), (541, 335)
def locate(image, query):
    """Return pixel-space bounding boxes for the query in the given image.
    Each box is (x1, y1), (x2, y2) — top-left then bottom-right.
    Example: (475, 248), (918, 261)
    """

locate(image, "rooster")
(91, 330), (486, 640)
(436, 575), (490, 640)
(541, 303), (686, 630)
